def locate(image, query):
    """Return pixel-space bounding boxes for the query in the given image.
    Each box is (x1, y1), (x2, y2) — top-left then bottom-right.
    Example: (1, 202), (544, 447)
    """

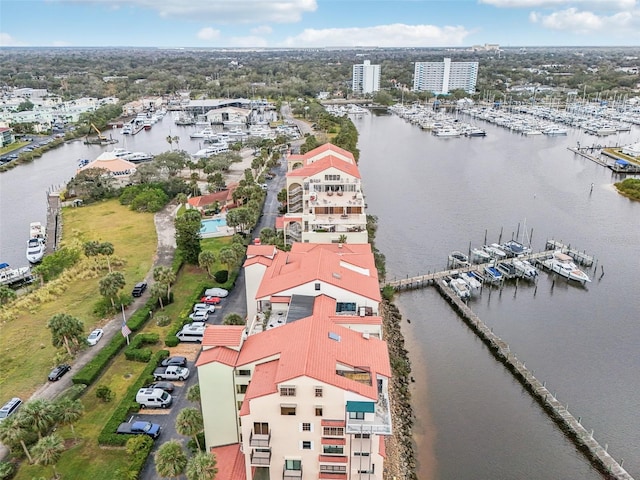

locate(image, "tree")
(155, 151), (188, 177)
(175, 408), (204, 450)
(186, 384), (201, 405)
(153, 265), (176, 301)
(150, 281), (168, 309)
(99, 271), (126, 308)
(83, 240), (101, 258)
(99, 241), (115, 272)
(217, 247), (237, 271)
(155, 440), (187, 479)
(175, 210), (202, 264)
(53, 398), (84, 440)
(176, 192), (188, 206)
(0, 285), (17, 306)
(66, 167), (116, 201)
(31, 434), (64, 479)
(47, 313), (85, 356)
(186, 451), (218, 480)
(223, 313), (245, 326)
(198, 251), (216, 278)
(19, 399), (56, 440)
(0, 415), (33, 462)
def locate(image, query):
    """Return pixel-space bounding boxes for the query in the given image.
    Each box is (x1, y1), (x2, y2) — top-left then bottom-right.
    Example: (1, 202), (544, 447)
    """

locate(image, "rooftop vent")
(332, 272), (341, 279)
(328, 332), (341, 342)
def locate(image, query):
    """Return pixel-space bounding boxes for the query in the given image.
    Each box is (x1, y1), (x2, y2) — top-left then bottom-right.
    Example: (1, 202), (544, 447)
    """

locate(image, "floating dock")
(434, 280), (633, 480)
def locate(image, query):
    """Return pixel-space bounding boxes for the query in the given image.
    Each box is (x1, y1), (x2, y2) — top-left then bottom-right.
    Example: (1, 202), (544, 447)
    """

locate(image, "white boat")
(513, 259), (538, 280)
(0, 262), (31, 286)
(483, 265), (503, 283)
(190, 128), (215, 139)
(122, 152), (153, 163)
(471, 248), (491, 263)
(434, 126), (461, 137)
(483, 244), (507, 259)
(448, 251), (469, 267)
(544, 251), (591, 284)
(543, 126), (567, 136)
(447, 277), (471, 299)
(122, 124), (133, 135)
(501, 240), (531, 257)
(465, 128), (487, 137)
(193, 143), (229, 158)
(112, 148), (133, 158)
(26, 221), (46, 263)
(460, 272), (482, 294)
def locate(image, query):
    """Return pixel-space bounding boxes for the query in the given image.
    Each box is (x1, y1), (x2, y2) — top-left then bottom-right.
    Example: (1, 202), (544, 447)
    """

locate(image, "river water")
(1, 111), (639, 479)
(355, 112), (640, 479)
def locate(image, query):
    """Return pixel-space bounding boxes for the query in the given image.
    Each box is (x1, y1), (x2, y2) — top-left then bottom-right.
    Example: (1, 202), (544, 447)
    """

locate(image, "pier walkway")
(45, 192), (62, 255)
(435, 280), (633, 480)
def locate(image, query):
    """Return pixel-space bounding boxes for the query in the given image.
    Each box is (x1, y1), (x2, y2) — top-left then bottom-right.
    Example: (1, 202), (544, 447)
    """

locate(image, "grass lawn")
(0, 141), (28, 155)
(0, 199), (156, 401)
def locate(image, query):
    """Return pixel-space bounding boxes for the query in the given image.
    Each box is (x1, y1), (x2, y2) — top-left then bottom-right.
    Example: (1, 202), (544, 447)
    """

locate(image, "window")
(354, 452), (370, 456)
(254, 422), (269, 434)
(320, 465), (346, 473)
(354, 434), (370, 439)
(285, 459), (301, 471)
(336, 302), (357, 313)
(236, 384), (248, 394)
(349, 411), (365, 420)
(315, 407), (323, 416)
(323, 445), (344, 455)
(302, 423), (311, 432)
(302, 441), (312, 450)
(280, 386), (296, 397)
(323, 427), (344, 436)
(315, 283), (321, 291)
(315, 387), (323, 398)
(358, 465), (375, 474)
(281, 405), (296, 416)
(236, 369), (251, 376)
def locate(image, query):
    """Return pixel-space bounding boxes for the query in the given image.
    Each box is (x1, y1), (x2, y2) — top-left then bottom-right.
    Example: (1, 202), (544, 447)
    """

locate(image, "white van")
(136, 388), (172, 408)
(176, 323), (206, 342)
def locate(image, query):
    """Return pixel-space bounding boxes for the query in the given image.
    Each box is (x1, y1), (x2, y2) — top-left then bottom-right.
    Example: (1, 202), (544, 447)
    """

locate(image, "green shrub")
(0, 461), (16, 480)
(124, 333), (159, 362)
(98, 350), (169, 446)
(72, 334), (126, 385)
(96, 385), (115, 403)
(56, 384), (87, 402)
(214, 270), (228, 283)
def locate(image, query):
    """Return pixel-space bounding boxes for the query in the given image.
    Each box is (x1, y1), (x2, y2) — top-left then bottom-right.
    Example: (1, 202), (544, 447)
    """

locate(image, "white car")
(87, 328), (104, 346)
(193, 303), (215, 314)
(188, 310), (209, 322)
(204, 288), (228, 298)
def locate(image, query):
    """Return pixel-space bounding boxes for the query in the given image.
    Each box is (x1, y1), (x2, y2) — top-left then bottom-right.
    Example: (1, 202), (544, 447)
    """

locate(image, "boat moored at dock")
(540, 251), (591, 284)
(513, 259), (538, 280)
(26, 222), (46, 264)
(0, 262), (32, 286)
(448, 251), (469, 267)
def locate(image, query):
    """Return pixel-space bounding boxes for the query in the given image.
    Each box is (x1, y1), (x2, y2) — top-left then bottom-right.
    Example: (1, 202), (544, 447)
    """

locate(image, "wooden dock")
(45, 192), (62, 255)
(435, 281), (633, 480)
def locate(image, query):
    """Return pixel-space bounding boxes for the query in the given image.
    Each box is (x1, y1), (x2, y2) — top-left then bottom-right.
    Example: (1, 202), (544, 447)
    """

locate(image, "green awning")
(346, 401), (374, 413)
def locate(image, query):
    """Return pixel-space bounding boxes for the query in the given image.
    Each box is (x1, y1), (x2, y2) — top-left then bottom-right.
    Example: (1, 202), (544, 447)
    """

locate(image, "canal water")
(1, 110), (639, 479)
(354, 112), (640, 479)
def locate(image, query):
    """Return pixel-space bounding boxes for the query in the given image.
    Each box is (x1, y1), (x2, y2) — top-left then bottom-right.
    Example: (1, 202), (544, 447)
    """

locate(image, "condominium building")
(278, 143), (368, 246)
(413, 57), (479, 94)
(352, 60), (381, 95)
(196, 242), (392, 480)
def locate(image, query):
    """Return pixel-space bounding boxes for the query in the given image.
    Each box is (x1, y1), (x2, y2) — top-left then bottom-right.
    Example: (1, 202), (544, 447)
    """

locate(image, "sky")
(1, 0), (639, 48)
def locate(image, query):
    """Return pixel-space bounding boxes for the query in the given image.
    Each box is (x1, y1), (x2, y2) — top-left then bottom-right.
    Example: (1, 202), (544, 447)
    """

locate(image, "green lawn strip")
(0, 141), (28, 155)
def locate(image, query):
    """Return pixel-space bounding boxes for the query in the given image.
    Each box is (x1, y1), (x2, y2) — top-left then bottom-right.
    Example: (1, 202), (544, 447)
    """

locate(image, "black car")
(147, 381), (175, 393)
(48, 364), (71, 381)
(160, 356), (188, 367)
(132, 281), (147, 297)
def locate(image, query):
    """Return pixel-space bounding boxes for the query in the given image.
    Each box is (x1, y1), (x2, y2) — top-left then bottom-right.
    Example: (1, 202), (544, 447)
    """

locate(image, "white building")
(413, 57), (479, 94)
(352, 60), (381, 95)
(196, 242), (391, 480)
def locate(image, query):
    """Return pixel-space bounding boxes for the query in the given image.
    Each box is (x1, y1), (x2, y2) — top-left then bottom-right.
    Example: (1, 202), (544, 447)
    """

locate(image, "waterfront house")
(0, 127), (14, 147)
(77, 152), (136, 186)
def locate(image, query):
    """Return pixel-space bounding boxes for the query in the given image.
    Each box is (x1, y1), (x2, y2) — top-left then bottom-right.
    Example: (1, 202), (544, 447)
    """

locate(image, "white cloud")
(62, 0), (317, 23)
(282, 24), (471, 48)
(228, 36), (269, 47)
(529, 7), (639, 34)
(480, 0), (636, 9)
(0, 32), (27, 47)
(197, 27), (221, 41)
(251, 25), (273, 35)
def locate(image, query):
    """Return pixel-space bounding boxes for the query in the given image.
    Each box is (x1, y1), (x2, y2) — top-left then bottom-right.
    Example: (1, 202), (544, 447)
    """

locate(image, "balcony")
(249, 430), (271, 447)
(250, 449), (271, 466)
(283, 468), (303, 479)
(345, 384), (393, 436)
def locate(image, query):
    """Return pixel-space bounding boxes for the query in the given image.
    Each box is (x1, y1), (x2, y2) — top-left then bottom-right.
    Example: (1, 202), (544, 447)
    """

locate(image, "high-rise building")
(352, 60), (381, 95)
(413, 57), (478, 94)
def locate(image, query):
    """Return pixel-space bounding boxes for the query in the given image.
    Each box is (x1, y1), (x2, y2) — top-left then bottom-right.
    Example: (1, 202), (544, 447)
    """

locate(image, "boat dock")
(544, 240), (595, 266)
(434, 280), (633, 480)
(568, 146), (640, 173)
(45, 191), (62, 255)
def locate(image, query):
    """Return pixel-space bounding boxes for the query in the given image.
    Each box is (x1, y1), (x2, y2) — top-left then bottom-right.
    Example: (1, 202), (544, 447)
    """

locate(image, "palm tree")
(153, 266), (176, 301)
(186, 451), (218, 480)
(99, 242), (115, 272)
(176, 193), (188, 207)
(175, 408), (204, 450)
(0, 285), (17, 306)
(223, 313), (245, 326)
(198, 251), (216, 278)
(0, 415), (33, 462)
(155, 440), (187, 479)
(83, 240), (101, 258)
(150, 281), (168, 309)
(31, 434), (64, 479)
(166, 135), (174, 151)
(47, 313), (85, 356)
(20, 399), (56, 439)
(54, 398), (84, 441)
(217, 247), (237, 271)
(99, 271), (126, 308)
(186, 384), (201, 406)
(172, 135), (181, 150)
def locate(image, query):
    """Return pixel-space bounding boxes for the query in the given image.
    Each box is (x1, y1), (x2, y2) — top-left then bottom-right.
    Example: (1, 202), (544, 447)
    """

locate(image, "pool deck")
(200, 216), (234, 238)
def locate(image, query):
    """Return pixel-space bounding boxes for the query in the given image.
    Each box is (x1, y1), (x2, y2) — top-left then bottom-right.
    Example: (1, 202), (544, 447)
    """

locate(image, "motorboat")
(448, 251), (469, 267)
(496, 262), (517, 278)
(501, 240), (531, 257)
(543, 251), (591, 284)
(483, 265), (503, 283)
(471, 247), (491, 263)
(447, 277), (471, 299)
(543, 126), (567, 136)
(26, 238), (45, 263)
(513, 259), (538, 280)
(0, 262), (31, 286)
(465, 128), (487, 137)
(460, 272), (482, 294)
(190, 128), (215, 139)
(434, 126), (461, 137)
(483, 244), (507, 259)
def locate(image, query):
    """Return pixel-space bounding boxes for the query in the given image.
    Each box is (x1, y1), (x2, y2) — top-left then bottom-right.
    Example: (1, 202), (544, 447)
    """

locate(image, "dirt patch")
(138, 408), (172, 416)
(167, 343), (201, 362)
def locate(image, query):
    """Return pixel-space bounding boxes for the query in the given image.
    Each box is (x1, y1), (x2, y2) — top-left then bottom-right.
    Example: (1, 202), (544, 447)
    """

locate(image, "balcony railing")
(283, 467), (303, 479)
(250, 449), (271, 466)
(249, 430), (271, 447)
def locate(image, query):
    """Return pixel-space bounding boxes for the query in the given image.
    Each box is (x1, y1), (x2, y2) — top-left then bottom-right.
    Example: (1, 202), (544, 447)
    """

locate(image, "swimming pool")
(200, 218), (228, 235)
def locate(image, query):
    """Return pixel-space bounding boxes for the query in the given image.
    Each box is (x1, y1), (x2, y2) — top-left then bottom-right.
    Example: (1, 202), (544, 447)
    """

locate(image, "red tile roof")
(286, 154), (361, 179)
(210, 444), (246, 480)
(239, 360), (279, 416)
(269, 296), (291, 303)
(304, 143), (355, 162)
(246, 244), (277, 258)
(254, 243), (380, 303)
(187, 190), (232, 208)
(331, 315), (382, 326)
(321, 419), (346, 427)
(318, 455), (348, 463)
(319, 474), (347, 480)
(196, 346), (239, 367)
(79, 154), (136, 174)
(378, 435), (386, 458)
(321, 437), (346, 445)
(275, 216), (285, 230)
(202, 325), (245, 348)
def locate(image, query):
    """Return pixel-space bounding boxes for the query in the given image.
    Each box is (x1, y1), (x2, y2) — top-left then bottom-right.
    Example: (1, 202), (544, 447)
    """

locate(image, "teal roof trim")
(346, 401), (375, 413)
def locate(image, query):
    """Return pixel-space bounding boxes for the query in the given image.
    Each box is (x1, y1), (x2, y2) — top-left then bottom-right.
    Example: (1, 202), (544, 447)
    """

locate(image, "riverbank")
(382, 300), (418, 480)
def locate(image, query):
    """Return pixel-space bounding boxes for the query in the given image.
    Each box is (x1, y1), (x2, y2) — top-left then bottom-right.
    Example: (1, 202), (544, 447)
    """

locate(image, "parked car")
(0, 397), (22, 422)
(204, 288), (228, 297)
(200, 295), (221, 305)
(160, 356), (188, 367)
(147, 381), (175, 393)
(189, 310), (209, 322)
(48, 364), (71, 381)
(132, 281), (147, 297)
(87, 328), (104, 346)
(193, 303), (215, 313)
